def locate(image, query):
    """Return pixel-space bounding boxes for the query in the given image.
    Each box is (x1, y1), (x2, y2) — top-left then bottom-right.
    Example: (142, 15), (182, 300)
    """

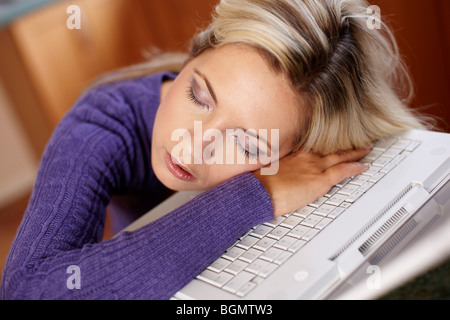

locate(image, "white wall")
(0, 80), (38, 209)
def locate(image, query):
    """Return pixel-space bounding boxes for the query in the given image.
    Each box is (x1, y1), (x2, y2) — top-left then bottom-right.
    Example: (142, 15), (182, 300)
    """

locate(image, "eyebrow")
(194, 68), (218, 105)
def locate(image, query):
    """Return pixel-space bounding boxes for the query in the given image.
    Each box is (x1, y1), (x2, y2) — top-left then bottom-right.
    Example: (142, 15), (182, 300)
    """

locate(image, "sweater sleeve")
(0, 79), (274, 300)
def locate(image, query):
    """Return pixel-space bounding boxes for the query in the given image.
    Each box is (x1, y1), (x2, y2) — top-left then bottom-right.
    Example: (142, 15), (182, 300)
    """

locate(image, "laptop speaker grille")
(368, 218), (418, 265)
(359, 206), (409, 256)
(329, 184), (413, 261)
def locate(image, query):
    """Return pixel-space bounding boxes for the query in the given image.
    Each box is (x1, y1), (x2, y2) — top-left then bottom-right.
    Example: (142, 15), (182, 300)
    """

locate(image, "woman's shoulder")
(68, 72), (177, 121)
(85, 71), (177, 100)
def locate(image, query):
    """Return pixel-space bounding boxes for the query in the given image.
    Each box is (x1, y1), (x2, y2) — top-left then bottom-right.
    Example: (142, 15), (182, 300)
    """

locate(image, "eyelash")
(186, 85), (210, 110)
(233, 135), (259, 160)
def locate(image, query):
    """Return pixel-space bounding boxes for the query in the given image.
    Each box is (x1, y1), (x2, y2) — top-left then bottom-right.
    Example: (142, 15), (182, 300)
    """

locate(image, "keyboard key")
(368, 173), (385, 183)
(383, 147), (402, 158)
(294, 206), (315, 218)
(361, 165), (381, 176)
(274, 251), (293, 265)
(239, 248), (263, 263)
(251, 276), (265, 285)
(268, 226), (290, 240)
(364, 149), (384, 161)
(236, 282), (257, 297)
(373, 137), (397, 151)
(260, 262), (278, 278)
(239, 228), (253, 239)
(380, 162), (397, 174)
(264, 216), (285, 228)
(337, 184), (359, 195)
(301, 214), (323, 228)
(314, 204), (337, 216)
(310, 196), (328, 208)
(288, 239), (307, 253)
(345, 191), (364, 203)
(236, 236), (259, 250)
(326, 194), (347, 206)
(225, 259), (249, 275)
(336, 177), (351, 188)
(405, 141), (420, 152)
(223, 246), (245, 261)
(254, 238), (277, 252)
(274, 236), (297, 250)
(315, 217), (333, 230)
(208, 258), (231, 273)
(288, 225), (312, 239)
(325, 186), (340, 197)
(358, 182), (375, 193)
(372, 156), (391, 167)
(251, 225), (273, 239)
(392, 139), (412, 150)
(246, 259), (271, 275)
(349, 175), (370, 186)
(339, 201), (352, 209)
(302, 228), (320, 241)
(260, 247), (284, 262)
(280, 216), (303, 228)
(392, 153), (408, 164)
(197, 270), (234, 288)
(223, 271), (255, 294)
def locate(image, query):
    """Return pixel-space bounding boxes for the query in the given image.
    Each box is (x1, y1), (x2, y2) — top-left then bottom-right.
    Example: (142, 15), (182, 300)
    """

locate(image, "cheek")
(158, 98), (181, 124)
(161, 72), (191, 114)
(154, 86), (190, 140)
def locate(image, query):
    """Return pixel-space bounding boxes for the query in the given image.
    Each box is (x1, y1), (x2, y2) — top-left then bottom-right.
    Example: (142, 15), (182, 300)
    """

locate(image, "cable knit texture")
(0, 72), (274, 300)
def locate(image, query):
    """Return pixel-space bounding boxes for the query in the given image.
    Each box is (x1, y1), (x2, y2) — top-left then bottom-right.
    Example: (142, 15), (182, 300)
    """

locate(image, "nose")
(192, 120), (227, 165)
(170, 128), (193, 165)
(181, 120), (226, 165)
(170, 120), (220, 165)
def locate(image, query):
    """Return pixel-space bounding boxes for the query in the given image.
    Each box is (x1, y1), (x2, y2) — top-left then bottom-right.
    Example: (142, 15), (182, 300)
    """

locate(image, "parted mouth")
(164, 149), (196, 182)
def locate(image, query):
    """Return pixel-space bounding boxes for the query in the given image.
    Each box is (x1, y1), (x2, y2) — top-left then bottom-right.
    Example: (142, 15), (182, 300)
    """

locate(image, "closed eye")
(186, 85), (210, 110)
(186, 75), (213, 110)
(232, 131), (259, 159)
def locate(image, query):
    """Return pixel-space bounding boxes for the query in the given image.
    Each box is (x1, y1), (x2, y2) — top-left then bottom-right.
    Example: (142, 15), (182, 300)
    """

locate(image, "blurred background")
(0, 0), (449, 298)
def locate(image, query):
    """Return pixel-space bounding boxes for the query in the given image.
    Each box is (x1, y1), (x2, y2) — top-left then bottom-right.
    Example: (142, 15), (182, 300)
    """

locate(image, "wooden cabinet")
(373, 0), (450, 131)
(0, 0), (216, 159)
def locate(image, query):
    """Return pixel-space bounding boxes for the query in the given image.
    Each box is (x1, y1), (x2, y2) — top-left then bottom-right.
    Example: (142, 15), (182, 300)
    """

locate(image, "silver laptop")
(120, 129), (450, 300)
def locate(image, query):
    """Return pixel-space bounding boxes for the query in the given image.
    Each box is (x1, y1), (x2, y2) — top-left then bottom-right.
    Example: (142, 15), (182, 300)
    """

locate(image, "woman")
(1, 0), (425, 299)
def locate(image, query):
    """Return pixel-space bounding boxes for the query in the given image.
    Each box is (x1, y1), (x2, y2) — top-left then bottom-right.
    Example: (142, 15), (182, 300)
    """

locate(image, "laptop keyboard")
(195, 137), (421, 297)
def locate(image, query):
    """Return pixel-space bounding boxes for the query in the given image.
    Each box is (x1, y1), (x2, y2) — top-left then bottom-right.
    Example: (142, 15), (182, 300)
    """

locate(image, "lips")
(164, 150), (196, 182)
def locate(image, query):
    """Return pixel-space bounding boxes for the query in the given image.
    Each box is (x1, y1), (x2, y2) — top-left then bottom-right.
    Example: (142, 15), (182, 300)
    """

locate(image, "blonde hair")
(94, 0), (429, 154)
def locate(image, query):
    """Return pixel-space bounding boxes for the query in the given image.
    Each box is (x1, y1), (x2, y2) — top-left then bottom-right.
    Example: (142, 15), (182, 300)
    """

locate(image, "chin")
(153, 166), (199, 191)
(153, 166), (180, 191)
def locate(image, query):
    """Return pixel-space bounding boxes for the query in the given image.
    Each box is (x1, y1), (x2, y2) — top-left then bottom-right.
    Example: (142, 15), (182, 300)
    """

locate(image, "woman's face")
(151, 45), (302, 191)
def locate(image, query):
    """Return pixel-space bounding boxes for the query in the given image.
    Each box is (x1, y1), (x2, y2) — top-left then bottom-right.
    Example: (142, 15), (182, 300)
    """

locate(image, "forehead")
(189, 45), (301, 145)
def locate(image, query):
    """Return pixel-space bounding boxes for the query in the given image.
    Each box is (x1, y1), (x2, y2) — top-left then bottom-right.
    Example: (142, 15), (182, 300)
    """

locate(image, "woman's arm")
(254, 149), (371, 217)
(0, 78), (273, 300)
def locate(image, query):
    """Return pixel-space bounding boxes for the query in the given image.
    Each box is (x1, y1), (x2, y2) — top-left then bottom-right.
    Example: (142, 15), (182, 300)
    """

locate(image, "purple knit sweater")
(1, 72), (274, 300)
